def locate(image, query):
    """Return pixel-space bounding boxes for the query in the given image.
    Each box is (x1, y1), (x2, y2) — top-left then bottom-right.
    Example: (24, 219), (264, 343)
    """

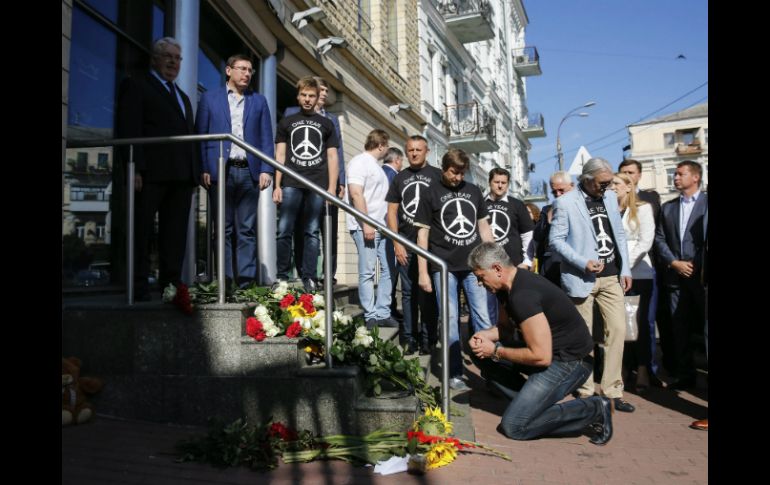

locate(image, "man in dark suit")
(533, 171), (573, 287)
(116, 37), (200, 300)
(654, 160), (708, 390)
(196, 54), (274, 289)
(285, 77), (345, 285)
(382, 147), (404, 325)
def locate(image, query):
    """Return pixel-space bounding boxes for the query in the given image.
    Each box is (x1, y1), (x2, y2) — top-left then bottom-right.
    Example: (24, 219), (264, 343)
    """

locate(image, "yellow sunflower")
(425, 441), (458, 469)
(413, 406), (453, 436)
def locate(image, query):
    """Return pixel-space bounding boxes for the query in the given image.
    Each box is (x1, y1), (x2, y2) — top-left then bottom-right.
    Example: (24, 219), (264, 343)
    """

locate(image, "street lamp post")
(556, 101), (596, 171)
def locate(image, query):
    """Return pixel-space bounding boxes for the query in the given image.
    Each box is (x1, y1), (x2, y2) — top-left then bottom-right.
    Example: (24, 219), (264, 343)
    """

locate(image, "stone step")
(62, 287), (416, 436)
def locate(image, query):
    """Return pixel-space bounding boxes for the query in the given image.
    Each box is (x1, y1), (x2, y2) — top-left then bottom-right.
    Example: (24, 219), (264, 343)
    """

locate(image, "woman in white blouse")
(611, 173), (657, 391)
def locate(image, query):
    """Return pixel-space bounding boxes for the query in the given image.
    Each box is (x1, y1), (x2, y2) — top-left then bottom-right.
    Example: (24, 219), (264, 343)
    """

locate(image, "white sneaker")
(449, 377), (469, 391)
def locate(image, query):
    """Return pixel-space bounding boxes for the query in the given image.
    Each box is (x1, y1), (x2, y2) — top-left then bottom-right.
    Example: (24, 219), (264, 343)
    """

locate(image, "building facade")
(627, 102), (708, 202)
(416, 0), (543, 196)
(62, 0), (542, 288)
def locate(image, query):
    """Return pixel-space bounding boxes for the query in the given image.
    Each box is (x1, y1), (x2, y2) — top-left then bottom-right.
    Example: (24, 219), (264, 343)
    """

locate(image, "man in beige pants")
(549, 158), (636, 413)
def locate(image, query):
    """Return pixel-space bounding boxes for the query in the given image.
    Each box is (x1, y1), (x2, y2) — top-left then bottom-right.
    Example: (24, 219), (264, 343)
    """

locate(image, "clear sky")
(521, 0), (708, 201)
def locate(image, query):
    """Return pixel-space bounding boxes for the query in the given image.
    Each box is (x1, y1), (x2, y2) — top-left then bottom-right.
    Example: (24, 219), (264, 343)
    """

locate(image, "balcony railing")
(438, 0), (494, 43)
(675, 140), (702, 156)
(520, 112), (546, 138)
(512, 46), (542, 76)
(444, 101), (499, 153)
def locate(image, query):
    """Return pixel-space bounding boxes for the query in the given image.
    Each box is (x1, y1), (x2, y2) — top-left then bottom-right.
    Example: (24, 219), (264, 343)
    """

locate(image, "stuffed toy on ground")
(62, 356), (104, 426)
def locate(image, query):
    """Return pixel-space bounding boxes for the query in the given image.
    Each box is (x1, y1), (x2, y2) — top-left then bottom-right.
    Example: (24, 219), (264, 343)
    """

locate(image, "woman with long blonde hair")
(610, 172), (657, 391)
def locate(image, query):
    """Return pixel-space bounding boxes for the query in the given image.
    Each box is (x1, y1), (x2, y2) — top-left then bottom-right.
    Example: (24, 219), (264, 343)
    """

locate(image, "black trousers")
(134, 181), (193, 292)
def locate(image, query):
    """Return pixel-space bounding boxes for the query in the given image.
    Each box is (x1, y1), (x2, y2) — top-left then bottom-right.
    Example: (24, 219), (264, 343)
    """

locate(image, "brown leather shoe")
(689, 418), (708, 430)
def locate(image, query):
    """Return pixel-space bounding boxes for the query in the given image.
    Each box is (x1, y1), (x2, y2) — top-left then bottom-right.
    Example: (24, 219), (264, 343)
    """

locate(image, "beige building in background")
(627, 102), (708, 202)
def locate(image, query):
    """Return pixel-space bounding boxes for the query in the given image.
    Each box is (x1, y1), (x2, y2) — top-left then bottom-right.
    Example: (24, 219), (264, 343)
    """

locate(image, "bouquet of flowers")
(162, 283), (193, 315)
(178, 407), (510, 472)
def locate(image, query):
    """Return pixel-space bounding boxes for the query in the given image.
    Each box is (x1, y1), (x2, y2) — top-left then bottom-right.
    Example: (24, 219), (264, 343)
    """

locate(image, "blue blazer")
(654, 192), (708, 286)
(196, 86), (275, 182)
(549, 187), (632, 298)
(283, 106), (345, 185)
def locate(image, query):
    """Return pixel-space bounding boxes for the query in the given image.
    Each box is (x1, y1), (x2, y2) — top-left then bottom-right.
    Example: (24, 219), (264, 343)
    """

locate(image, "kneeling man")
(468, 242), (613, 445)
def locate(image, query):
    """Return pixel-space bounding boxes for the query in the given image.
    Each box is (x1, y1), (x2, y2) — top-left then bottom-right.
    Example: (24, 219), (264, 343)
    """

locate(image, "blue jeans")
(398, 252), (437, 347)
(432, 270), (492, 378)
(474, 354), (604, 440)
(487, 290), (499, 326)
(276, 187), (324, 280)
(209, 165), (259, 286)
(350, 230), (392, 321)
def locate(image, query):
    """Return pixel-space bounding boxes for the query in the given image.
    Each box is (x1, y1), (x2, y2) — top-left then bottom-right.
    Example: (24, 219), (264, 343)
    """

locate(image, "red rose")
(279, 294), (295, 309)
(301, 300), (315, 313)
(285, 322), (302, 338)
(246, 317), (264, 339)
(254, 330), (266, 342)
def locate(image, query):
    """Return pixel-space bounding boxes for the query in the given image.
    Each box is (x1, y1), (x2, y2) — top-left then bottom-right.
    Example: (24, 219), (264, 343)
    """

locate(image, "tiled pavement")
(62, 359), (708, 485)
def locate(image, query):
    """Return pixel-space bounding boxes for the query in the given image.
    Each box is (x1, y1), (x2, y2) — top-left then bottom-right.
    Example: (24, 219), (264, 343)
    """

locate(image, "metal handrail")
(66, 133), (453, 418)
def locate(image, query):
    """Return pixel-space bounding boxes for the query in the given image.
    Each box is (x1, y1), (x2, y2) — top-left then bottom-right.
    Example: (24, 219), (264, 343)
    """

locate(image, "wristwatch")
(491, 342), (503, 362)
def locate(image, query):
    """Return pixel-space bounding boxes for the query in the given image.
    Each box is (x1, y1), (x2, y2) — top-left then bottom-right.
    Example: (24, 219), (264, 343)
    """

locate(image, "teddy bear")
(62, 357), (104, 426)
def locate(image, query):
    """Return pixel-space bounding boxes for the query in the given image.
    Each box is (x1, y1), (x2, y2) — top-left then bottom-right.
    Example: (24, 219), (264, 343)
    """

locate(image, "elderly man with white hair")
(549, 157), (635, 413)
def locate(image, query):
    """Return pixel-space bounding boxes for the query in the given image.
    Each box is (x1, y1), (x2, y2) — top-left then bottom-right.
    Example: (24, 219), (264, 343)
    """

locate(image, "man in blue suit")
(196, 54), (274, 289)
(654, 160), (708, 390)
(285, 77), (345, 285)
(549, 158), (635, 413)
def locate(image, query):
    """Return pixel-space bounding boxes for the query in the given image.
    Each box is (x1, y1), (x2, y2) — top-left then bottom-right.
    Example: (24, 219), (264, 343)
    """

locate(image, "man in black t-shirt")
(484, 167), (534, 325)
(467, 242), (613, 445)
(273, 76), (339, 292)
(414, 148), (494, 391)
(386, 136), (442, 355)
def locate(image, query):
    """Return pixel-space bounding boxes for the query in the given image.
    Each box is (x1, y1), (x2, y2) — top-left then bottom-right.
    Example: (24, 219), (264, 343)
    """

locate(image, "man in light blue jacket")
(549, 158), (635, 413)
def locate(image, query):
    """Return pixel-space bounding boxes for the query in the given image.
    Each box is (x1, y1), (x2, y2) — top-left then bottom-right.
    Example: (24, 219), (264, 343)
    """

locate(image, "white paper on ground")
(373, 454), (410, 475)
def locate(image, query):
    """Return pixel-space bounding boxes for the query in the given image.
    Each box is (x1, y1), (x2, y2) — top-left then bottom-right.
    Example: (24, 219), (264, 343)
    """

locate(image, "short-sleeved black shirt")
(385, 164), (443, 243)
(485, 196), (534, 265)
(501, 269), (593, 362)
(275, 111), (339, 189)
(414, 179), (488, 273)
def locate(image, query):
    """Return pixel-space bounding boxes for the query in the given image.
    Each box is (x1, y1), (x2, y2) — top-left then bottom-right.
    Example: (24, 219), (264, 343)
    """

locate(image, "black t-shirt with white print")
(275, 111), (339, 189)
(485, 196), (534, 266)
(582, 191), (619, 277)
(414, 179), (489, 273)
(385, 164), (443, 243)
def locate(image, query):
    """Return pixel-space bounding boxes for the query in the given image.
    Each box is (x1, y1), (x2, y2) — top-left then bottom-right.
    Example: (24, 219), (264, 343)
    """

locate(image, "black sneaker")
(301, 278), (317, 294)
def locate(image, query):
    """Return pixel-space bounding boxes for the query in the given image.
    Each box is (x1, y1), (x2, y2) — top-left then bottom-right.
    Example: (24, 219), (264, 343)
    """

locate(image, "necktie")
(166, 81), (183, 115)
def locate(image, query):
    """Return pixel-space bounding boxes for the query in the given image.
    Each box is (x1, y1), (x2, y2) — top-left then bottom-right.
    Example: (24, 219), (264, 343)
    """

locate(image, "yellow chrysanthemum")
(288, 303), (317, 319)
(413, 406), (453, 436)
(425, 442), (458, 469)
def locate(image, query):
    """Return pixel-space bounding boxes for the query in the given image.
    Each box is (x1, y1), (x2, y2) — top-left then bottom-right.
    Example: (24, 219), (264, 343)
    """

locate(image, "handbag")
(623, 295), (640, 342)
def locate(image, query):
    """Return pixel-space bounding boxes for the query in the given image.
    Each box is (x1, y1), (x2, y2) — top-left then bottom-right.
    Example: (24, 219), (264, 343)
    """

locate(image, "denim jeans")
(276, 187), (324, 280)
(432, 270), (492, 378)
(350, 230), (392, 321)
(473, 354), (604, 440)
(487, 290), (499, 326)
(398, 252), (437, 347)
(209, 165), (259, 286)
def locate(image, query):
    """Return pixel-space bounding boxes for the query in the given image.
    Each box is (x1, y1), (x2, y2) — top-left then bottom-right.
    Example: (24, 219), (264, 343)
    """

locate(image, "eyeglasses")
(158, 53), (183, 62)
(230, 65), (256, 75)
(597, 180), (612, 190)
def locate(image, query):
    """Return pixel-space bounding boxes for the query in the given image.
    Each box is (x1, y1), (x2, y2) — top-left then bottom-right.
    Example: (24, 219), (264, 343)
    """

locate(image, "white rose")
(162, 283), (177, 303)
(254, 305), (270, 319)
(312, 310), (326, 327)
(263, 321), (281, 337)
(312, 294), (325, 308)
(272, 281), (289, 299)
(352, 326), (374, 348)
(297, 316), (312, 330)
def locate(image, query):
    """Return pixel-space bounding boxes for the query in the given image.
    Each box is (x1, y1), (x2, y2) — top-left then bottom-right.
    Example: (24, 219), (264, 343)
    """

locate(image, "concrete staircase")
(62, 285), (424, 436)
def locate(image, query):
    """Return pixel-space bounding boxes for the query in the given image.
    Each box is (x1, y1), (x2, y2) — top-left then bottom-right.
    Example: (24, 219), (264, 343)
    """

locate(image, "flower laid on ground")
(162, 283), (192, 315)
(177, 408), (510, 473)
